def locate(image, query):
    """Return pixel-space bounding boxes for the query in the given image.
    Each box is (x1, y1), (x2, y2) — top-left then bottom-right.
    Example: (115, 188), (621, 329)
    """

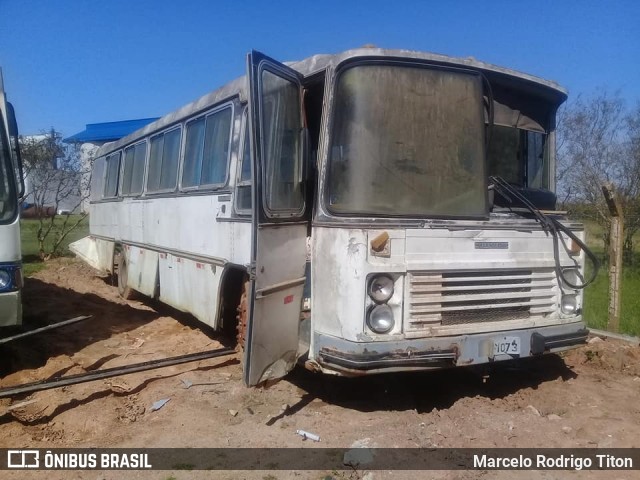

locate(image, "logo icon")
(7, 450), (39, 468)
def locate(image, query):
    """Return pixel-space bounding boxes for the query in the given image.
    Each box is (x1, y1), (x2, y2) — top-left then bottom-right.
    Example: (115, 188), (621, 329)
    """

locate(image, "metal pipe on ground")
(0, 347), (236, 399)
(0, 315), (93, 345)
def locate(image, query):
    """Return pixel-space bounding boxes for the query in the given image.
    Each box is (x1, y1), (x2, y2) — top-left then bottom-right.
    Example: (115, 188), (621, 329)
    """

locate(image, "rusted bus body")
(73, 48), (587, 385)
(0, 69), (24, 327)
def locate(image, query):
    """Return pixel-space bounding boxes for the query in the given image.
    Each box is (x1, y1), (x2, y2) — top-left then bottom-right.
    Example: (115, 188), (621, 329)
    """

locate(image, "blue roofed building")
(63, 118), (159, 144)
(63, 118), (158, 212)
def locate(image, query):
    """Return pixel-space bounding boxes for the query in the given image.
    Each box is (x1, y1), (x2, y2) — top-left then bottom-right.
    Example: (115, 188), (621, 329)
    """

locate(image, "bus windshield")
(0, 113), (17, 223)
(327, 64), (487, 218)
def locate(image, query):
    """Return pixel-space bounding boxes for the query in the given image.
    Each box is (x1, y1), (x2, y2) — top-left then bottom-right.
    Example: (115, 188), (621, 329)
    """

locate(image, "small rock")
(547, 414), (562, 421)
(344, 447), (374, 467)
(632, 377), (640, 382)
(526, 405), (541, 416)
(351, 438), (372, 448)
(228, 409), (238, 417)
(281, 404), (289, 411)
(562, 426), (572, 434)
(588, 336), (603, 344)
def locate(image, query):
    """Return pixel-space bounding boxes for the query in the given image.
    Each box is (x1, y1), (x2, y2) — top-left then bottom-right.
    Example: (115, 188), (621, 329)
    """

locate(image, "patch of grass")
(20, 215), (89, 277)
(582, 222), (640, 336)
(582, 260), (640, 335)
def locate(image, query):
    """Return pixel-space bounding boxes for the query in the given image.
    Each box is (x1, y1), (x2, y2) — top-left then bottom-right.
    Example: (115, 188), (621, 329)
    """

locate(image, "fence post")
(601, 183), (624, 332)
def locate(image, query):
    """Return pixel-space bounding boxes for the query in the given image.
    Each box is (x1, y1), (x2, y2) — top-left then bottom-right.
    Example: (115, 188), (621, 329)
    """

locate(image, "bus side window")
(104, 151), (122, 198)
(91, 156), (106, 202)
(183, 117), (206, 188)
(147, 127), (181, 193)
(160, 128), (181, 190)
(121, 142), (146, 196)
(183, 106), (233, 189)
(147, 134), (164, 192)
(201, 107), (232, 187)
(236, 110), (252, 212)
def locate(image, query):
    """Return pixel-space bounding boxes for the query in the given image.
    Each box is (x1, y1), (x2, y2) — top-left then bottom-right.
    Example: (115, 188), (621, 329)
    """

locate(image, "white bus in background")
(0, 69), (25, 326)
(72, 48), (596, 386)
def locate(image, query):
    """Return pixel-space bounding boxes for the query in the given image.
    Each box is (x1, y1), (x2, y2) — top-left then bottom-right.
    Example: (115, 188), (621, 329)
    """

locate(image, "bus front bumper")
(313, 322), (587, 375)
(0, 290), (22, 327)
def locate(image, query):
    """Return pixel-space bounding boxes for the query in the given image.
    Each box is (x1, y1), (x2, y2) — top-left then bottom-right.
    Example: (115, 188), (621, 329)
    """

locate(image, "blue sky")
(1, 0), (638, 137)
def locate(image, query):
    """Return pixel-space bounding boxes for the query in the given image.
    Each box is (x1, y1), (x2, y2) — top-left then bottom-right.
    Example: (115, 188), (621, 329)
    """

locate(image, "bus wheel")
(236, 281), (249, 352)
(116, 252), (135, 300)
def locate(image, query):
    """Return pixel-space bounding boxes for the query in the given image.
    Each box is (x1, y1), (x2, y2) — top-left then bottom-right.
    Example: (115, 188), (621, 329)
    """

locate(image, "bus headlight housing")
(561, 294), (578, 315)
(368, 274), (394, 303)
(0, 270), (12, 291)
(0, 265), (21, 292)
(561, 268), (582, 289)
(367, 304), (395, 334)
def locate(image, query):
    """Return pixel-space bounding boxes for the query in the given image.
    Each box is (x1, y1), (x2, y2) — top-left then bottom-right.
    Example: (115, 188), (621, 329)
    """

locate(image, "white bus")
(72, 48), (595, 386)
(0, 69), (25, 327)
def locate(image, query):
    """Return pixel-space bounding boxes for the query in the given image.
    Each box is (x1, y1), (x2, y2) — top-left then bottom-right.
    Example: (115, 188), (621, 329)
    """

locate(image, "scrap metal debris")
(151, 398), (170, 411)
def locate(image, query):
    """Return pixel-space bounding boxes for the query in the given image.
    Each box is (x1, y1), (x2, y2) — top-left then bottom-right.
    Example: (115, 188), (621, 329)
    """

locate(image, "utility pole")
(601, 183), (623, 332)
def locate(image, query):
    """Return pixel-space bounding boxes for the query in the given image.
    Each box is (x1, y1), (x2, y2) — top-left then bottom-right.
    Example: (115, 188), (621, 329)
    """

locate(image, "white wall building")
(63, 118), (158, 212)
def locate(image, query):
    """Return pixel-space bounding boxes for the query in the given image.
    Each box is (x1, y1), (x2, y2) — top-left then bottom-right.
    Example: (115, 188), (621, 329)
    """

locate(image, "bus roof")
(96, 48), (568, 157)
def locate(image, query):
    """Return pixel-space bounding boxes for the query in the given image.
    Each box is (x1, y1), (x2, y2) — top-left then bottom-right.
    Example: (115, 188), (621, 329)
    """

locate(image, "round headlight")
(562, 269), (582, 289)
(367, 304), (395, 334)
(368, 275), (394, 303)
(561, 294), (578, 315)
(0, 270), (11, 290)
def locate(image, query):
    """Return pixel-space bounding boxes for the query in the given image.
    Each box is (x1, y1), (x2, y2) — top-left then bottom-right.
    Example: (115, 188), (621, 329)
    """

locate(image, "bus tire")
(116, 252), (135, 300)
(236, 281), (249, 352)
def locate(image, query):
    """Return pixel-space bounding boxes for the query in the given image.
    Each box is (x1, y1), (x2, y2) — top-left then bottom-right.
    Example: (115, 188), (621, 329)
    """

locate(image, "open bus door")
(243, 51), (309, 386)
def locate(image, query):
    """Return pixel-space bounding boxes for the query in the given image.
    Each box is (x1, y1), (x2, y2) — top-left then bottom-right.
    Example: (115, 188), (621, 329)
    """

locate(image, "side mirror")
(7, 102), (24, 198)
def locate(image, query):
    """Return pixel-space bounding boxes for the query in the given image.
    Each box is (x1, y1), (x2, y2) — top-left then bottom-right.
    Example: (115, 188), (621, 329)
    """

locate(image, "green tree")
(19, 128), (92, 259)
(556, 91), (640, 263)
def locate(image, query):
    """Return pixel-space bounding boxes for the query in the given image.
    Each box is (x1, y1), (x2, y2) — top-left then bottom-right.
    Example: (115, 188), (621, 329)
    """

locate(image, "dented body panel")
(309, 220), (587, 373)
(312, 322), (588, 375)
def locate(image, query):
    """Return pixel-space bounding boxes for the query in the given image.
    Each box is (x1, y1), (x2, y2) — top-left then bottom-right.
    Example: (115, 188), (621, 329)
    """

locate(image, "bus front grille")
(406, 268), (557, 332)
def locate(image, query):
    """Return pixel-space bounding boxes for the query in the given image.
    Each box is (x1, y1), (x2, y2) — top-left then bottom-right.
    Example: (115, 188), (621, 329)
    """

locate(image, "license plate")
(493, 336), (520, 356)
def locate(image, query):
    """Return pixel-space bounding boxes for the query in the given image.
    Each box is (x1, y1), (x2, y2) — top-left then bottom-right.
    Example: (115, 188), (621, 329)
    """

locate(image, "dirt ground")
(1, 258), (640, 480)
